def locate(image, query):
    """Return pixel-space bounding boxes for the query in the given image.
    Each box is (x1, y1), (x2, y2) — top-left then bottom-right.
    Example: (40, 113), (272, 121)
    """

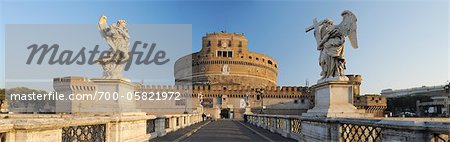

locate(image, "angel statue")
(305, 10), (358, 83)
(96, 16), (130, 79)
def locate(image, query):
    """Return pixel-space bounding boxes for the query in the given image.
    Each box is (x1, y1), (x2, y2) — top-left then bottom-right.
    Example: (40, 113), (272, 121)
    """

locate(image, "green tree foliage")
(6, 87), (54, 113)
(7, 87), (47, 95)
(0, 88), (5, 105)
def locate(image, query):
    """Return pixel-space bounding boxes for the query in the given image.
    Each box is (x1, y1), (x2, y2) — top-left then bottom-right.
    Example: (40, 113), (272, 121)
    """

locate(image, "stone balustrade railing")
(0, 113), (202, 142)
(245, 114), (450, 142)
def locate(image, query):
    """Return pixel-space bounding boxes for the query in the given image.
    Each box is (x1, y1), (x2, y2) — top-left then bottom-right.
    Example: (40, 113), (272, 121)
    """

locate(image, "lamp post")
(444, 81), (449, 117)
(444, 81), (449, 93)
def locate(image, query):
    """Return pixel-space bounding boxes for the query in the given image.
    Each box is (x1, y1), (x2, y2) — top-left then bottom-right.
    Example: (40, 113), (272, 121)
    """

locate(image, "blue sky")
(1, 0), (449, 94)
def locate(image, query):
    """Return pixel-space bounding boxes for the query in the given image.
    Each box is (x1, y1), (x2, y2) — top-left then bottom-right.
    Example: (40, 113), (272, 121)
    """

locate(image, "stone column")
(155, 117), (167, 137)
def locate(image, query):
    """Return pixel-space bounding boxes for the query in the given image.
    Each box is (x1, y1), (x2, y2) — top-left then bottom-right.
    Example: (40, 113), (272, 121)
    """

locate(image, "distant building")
(354, 94), (387, 117)
(381, 85), (446, 98)
(53, 76), (96, 113)
(416, 96), (449, 117)
(381, 84), (449, 117)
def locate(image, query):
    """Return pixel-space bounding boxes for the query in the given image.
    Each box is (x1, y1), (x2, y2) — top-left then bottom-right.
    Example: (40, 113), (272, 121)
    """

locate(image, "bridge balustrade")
(245, 114), (450, 142)
(0, 113), (203, 142)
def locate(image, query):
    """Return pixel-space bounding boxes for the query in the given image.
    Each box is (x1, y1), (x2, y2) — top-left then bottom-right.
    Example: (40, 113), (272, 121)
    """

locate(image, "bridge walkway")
(151, 119), (295, 142)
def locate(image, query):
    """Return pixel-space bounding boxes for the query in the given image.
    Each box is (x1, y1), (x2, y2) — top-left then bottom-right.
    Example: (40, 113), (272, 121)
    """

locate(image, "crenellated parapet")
(53, 76), (96, 92)
(135, 84), (312, 99)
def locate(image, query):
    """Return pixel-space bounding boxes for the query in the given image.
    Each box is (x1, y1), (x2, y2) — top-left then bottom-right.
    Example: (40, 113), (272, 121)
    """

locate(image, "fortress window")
(268, 60), (273, 65)
(301, 99), (305, 104)
(217, 51), (232, 57)
(294, 100), (298, 104)
(256, 57), (259, 61)
(228, 41), (232, 47)
(238, 41), (242, 47)
(274, 64), (277, 68)
(218, 40), (222, 46)
(249, 56), (252, 59)
(241, 56), (244, 58)
(207, 41), (211, 47)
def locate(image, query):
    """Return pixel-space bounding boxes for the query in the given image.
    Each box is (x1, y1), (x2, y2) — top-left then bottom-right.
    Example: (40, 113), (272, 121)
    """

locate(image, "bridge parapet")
(245, 114), (450, 142)
(0, 113), (202, 142)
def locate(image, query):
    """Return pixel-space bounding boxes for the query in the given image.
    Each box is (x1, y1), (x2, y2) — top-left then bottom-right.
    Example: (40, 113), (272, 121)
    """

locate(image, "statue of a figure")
(244, 94), (250, 107)
(306, 10), (359, 83)
(96, 16), (130, 79)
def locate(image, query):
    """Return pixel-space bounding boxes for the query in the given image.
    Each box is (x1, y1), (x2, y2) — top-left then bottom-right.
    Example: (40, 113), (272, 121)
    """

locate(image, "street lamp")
(444, 81), (449, 93)
(444, 81), (449, 117)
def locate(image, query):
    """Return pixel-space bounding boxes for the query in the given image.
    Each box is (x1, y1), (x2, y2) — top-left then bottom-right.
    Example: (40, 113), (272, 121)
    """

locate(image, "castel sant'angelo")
(53, 32), (384, 119)
(170, 32), (369, 119)
(171, 32), (312, 119)
(169, 31), (315, 119)
(175, 32), (278, 87)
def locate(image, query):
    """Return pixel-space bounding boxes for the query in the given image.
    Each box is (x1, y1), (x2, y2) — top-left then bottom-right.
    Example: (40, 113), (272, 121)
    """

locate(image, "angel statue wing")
(98, 16), (118, 52)
(338, 10), (358, 49)
(116, 20), (130, 40)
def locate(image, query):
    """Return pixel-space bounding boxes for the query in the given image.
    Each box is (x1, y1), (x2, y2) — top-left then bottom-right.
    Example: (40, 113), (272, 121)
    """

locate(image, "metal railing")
(431, 132), (449, 142)
(290, 118), (301, 134)
(340, 123), (382, 142)
(62, 124), (106, 142)
(147, 119), (156, 134)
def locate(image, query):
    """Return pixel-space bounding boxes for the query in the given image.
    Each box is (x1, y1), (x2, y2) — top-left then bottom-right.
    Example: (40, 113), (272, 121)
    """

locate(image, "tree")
(0, 88), (4, 106)
(6, 87), (53, 113)
(0, 88), (4, 100)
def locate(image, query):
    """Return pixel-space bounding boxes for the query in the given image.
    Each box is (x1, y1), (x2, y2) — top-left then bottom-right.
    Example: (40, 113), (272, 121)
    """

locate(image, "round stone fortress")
(175, 32), (278, 87)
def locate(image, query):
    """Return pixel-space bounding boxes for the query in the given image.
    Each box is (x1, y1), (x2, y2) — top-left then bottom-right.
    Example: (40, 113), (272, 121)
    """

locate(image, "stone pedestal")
(90, 78), (140, 113)
(302, 80), (369, 118)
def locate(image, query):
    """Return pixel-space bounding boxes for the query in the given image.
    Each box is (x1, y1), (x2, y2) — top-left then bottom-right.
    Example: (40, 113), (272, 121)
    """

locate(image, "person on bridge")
(202, 113), (206, 121)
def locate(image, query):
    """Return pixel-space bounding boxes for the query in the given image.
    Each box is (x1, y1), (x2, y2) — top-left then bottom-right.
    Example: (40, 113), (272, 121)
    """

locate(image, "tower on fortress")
(174, 32), (278, 87)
